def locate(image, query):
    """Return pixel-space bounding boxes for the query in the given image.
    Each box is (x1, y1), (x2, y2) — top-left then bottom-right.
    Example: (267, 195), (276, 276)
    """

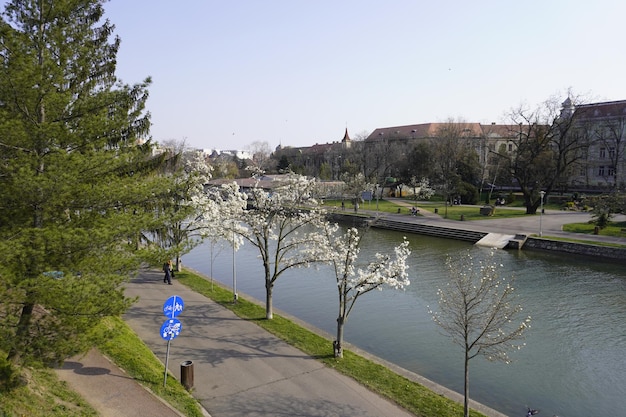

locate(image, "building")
(568, 99), (626, 190)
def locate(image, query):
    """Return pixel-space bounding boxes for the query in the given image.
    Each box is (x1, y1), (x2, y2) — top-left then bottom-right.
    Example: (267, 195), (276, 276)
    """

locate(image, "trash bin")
(180, 360), (194, 390)
(434, 208), (438, 214)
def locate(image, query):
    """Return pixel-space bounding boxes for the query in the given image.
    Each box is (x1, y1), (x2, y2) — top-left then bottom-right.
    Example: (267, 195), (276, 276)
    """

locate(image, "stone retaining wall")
(523, 237), (626, 264)
(328, 212), (626, 265)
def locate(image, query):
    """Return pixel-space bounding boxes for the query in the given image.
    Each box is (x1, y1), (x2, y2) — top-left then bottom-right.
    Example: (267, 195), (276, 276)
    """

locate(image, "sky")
(103, 0), (626, 151)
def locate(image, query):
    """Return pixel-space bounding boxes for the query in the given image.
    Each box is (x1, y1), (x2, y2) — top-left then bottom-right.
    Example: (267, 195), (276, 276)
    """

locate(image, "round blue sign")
(163, 295), (184, 319)
(160, 318), (182, 341)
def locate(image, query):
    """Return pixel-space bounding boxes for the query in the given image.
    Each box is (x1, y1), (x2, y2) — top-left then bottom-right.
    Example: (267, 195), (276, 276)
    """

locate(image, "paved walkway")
(56, 268), (509, 417)
(56, 348), (185, 417)
(385, 198), (626, 245)
(55, 207), (625, 417)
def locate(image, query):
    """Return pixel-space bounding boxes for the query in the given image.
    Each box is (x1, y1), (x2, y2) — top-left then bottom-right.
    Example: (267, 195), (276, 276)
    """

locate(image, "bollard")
(180, 360), (194, 390)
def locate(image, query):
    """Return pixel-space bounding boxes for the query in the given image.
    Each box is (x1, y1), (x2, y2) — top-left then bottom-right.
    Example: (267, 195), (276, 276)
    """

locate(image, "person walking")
(163, 260), (173, 285)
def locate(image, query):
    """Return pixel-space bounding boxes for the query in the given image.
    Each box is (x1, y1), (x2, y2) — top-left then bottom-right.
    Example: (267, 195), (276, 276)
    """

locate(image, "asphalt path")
(121, 270), (421, 417)
(386, 199), (626, 245)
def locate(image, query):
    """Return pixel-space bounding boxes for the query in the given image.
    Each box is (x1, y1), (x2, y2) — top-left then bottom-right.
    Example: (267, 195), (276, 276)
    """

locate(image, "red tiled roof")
(574, 100), (626, 120)
(366, 122), (520, 141)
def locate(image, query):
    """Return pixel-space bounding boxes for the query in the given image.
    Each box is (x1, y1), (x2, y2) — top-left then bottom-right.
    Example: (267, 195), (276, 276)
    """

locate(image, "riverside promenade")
(55, 205), (625, 417)
(56, 271), (506, 417)
(379, 198), (626, 246)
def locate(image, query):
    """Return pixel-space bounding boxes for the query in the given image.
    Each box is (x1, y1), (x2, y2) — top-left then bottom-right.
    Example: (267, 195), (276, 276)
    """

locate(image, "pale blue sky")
(104, 0), (626, 150)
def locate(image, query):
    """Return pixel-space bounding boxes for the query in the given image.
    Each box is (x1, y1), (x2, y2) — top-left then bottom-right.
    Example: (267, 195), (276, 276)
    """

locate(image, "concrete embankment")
(523, 237), (626, 263)
(330, 211), (626, 265)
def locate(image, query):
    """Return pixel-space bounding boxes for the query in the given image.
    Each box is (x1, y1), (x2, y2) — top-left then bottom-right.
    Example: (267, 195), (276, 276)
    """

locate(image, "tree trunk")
(7, 302), (35, 364)
(265, 281), (273, 320)
(464, 350), (470, 417)
(335, 316), (345, 358)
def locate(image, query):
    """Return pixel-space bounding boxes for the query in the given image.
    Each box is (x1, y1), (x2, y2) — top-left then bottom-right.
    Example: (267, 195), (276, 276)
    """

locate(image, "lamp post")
(232, 225), (238, 303)
(375, 184), (379, 212)
(539, 190), (546, 237)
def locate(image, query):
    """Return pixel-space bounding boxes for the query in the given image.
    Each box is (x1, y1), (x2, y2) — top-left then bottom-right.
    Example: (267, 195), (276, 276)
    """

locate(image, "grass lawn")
(324, 198), (540, 221)
(95, 317), (205, 417)
(176, 270), (488, 417)
(0, 357), (99, 417)
(0, 318), (205, 417)
(416, 204), (530, 221)
(562, 220), (626, 237)
(323, 198), (404, 215)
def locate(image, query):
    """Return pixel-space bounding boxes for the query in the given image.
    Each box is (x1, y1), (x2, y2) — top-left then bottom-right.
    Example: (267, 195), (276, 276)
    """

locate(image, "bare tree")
(363, 135), (407, 186)
(430, 119), (476, 216)
(429, 250), (531, 417)
(248, 140), (273, 171)
(503, 93), (594, 214)
(340, 172), (371, 211)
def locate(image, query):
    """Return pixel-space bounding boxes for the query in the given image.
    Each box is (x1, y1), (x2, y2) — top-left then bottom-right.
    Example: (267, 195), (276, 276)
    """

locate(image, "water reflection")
(184, 228), (626, 417)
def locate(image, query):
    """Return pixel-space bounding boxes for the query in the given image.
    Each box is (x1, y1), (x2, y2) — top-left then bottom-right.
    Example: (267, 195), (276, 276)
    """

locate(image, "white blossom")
(429, 249), (530, 417)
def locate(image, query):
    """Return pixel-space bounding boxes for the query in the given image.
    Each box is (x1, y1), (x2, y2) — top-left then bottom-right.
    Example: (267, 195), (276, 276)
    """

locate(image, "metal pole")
(539, 191), (546, 237)
(376, 185), (379, 212)
(163, 339), (171, 387)
(232, 229), (238, 303)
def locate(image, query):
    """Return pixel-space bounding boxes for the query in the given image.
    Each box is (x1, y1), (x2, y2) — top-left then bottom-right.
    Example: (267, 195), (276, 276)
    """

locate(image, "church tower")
(341, 128), (351, 149)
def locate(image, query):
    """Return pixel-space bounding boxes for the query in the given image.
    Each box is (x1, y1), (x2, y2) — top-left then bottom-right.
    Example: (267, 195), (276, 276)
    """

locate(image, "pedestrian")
(163, 260), (173, 285)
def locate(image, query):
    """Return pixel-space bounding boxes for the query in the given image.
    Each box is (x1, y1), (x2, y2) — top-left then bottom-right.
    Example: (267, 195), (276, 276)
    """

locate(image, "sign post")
(161, 295), (184, 387)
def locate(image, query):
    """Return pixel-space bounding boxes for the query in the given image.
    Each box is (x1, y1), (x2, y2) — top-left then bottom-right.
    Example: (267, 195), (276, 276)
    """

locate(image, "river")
(183, 228), (626, 417)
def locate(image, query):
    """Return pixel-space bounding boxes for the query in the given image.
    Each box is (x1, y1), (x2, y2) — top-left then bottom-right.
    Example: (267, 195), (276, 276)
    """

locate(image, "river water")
(183, 228), (626, 417)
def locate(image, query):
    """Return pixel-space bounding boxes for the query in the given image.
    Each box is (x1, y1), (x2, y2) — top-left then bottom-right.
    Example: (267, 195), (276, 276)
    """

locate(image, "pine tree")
(0, 0), (174, 370)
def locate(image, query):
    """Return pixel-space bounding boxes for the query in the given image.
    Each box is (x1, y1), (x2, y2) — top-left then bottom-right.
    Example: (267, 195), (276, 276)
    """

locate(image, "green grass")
(0, 318), (204, 417)
(94, 317), (204, 417)
(562, 220), (626, 237)
(323, 198), (408, 215)
(325, 198), (538, 221)
(0, 357), (99, 417)
(418, 204), (530, 221)
(176, 270), (487, 417)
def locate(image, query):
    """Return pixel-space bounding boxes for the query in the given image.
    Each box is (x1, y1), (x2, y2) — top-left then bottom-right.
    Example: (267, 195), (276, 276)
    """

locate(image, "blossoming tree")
(210, 173), (331, 319)
(151, 149), (213, 270)
(323, 225), (411, 358)
(429, 249), (531, 417)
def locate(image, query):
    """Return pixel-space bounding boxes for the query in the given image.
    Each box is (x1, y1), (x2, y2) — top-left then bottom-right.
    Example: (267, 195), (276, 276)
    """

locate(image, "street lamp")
(539, 190), (546, 237)
(375, 184), (379, 212)
(232, 224), (238, 303)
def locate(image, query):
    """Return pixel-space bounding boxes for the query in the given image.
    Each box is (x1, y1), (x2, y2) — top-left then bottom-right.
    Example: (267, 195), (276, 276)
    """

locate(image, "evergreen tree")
(0, 0), (174, 370)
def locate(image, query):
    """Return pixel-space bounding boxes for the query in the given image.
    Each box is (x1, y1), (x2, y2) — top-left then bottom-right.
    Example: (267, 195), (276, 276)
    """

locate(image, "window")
(598, 166), (605, 176)
(608, 166), (615, 177)
(508, 143), (513, 152)
(609, 147), (615, 158)
(599, 147), (606, 158)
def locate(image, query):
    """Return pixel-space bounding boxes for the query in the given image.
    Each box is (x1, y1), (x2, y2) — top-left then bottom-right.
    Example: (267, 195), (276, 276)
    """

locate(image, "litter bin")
(180, 360), (194, 390)
(434, 208), (438, 214)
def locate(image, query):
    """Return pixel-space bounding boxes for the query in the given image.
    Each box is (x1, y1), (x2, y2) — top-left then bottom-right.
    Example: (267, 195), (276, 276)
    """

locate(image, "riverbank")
(182, 216), (626, 417)
(175, 268), (506, 417)
(330, 201), (626, 264)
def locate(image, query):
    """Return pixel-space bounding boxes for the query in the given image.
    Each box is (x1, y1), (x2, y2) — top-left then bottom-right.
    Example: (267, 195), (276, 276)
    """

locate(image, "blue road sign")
(163, 295), (184, 319)
(160, 318), (182, 341)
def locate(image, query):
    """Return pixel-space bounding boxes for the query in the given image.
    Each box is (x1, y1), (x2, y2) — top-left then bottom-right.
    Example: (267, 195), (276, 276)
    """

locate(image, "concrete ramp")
(475, 233), (516, 249)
